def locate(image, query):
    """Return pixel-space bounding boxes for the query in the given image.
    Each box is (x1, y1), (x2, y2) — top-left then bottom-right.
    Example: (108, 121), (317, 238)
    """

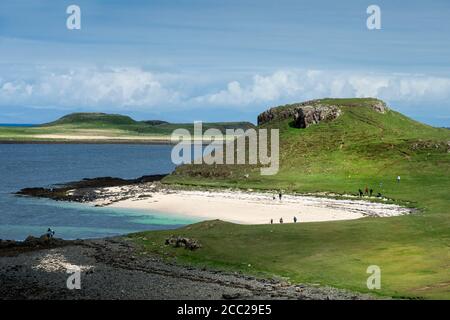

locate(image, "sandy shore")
(91, 187), (412, 225)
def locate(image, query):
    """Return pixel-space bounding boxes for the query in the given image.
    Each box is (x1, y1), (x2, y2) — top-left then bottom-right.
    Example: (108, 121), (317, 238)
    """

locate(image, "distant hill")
(44, 112), (255, 134)
(43, 113), (137, 126)
(0, 112), (255, 142)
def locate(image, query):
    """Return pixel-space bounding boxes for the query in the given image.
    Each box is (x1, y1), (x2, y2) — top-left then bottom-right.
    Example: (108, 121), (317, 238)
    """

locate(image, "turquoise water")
(0, 123), (36, 127)
(0, 144), (199, 240)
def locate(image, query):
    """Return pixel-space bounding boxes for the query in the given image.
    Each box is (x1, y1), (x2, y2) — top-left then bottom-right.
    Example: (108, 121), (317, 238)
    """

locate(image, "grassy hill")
(0, 112), (255, 142)
(44, 112), (138, 126)
(134, 98), (450, 299)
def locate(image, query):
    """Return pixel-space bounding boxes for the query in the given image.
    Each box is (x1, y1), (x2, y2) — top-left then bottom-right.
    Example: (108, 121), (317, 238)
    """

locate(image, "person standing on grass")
(397, 175), (401, 183)
(369, 189), (373, 197)
(358, 189), (363, 197)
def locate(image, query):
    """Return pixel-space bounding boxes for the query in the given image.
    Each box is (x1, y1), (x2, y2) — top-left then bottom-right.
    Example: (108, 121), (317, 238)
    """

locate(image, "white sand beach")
(91, 187), (412, 225)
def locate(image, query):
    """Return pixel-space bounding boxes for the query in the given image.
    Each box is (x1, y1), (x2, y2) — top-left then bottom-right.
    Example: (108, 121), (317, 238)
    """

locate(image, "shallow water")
(0, 144), (199, 240)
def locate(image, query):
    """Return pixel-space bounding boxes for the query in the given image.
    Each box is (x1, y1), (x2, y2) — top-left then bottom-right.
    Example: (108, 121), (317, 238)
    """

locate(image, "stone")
(222, 292), (242, 299)
(165, 235), (202, 250)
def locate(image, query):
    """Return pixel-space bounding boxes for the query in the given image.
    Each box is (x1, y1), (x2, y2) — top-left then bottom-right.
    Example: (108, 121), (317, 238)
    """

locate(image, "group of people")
(358, 176), (401, 198)
(273, 192), (283, 201)
(270, 216), (298, 224)
(358, 186), (383, 198)
(358, 186), (374, 197)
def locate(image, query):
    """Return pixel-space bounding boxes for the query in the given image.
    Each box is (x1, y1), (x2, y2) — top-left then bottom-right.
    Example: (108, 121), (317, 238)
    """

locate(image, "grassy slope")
(132, 98), (450, 299)
(0, 112), (255, 141)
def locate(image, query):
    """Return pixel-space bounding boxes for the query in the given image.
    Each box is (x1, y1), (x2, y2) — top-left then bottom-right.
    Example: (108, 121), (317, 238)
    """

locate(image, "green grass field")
(130, 98), (450, 299)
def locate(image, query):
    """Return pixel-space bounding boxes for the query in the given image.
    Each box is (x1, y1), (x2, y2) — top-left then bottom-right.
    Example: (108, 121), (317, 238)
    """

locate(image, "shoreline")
(0, 139), (175, 145)
(17, 176), (414, 226)
(97, 188), (413, 225)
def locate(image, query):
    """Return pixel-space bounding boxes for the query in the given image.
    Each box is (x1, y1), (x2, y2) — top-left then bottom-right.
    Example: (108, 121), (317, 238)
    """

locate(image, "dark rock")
(165, 235), (202, 250)
(23, 235), (66, 247)
(15, 174), (168, 202)
(222, 292), (242, 300)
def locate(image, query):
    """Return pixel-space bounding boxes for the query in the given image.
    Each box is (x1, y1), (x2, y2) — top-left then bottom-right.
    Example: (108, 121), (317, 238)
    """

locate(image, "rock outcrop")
(293, 105), (341, 128)
(257, 99), (319, 126)
(371, 101), (388, 114)
(257, 98), (388, 127)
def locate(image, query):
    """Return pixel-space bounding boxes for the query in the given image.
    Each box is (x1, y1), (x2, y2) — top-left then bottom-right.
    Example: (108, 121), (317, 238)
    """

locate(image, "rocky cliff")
(257, 98), (388, 128)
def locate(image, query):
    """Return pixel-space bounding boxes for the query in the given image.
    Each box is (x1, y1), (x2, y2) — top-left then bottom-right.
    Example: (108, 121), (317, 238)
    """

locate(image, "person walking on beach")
(278, 192), (282, 201)
(279, 218), (283, 224)
(293, 216), (297, 223)
(270, 219), (273, 224)
(397, 175), (401, 183)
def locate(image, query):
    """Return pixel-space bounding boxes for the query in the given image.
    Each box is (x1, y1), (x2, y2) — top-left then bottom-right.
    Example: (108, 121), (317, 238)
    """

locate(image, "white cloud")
(196, 70), (450, 107)
(1, 67), (450, 112)
(0, 67), (184, 110)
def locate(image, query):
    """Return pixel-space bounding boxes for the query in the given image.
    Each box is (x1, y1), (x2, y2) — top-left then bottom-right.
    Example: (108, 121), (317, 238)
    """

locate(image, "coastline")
(0, 139), (174, 145)
(103, 188), (412, 224)
(17, 177), (414, 226)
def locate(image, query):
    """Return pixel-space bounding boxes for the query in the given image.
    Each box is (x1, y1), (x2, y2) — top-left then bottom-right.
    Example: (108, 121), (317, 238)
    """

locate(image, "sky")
(0, 0), (449, 126)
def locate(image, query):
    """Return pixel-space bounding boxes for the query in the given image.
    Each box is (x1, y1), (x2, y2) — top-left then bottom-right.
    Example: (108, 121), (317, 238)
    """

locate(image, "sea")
(0, 143), (199, 240)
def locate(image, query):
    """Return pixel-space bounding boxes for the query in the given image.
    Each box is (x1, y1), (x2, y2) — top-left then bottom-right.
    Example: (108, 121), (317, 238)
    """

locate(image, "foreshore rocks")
(15, 174), (167, 202)
(0, 237), (378, 299)
(0, 234), (78, 256)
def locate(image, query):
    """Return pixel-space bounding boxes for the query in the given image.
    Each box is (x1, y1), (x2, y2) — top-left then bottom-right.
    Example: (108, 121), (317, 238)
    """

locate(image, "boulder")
(371, 101), (388, 113)
(165, 235), (202, 250)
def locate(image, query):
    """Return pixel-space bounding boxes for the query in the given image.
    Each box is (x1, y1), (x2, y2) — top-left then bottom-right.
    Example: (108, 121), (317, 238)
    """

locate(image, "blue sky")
(0, 0), (449, 125)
